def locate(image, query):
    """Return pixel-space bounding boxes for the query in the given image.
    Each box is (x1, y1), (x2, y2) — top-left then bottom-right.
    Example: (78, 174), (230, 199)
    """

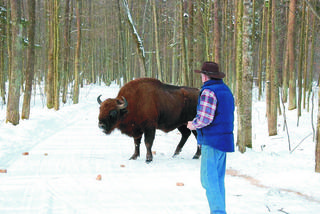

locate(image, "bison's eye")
(109, 110), (118, 119)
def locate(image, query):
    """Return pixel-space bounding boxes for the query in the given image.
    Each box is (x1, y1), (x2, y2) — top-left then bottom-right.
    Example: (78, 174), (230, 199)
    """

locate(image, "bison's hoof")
(129, 154), (139, 160)
(173, 152), (180, 158)
(145, 158), (153, 164)
(145, 155), (153, 163)
(173, 148), (182, 157)
(192, 154), (200, 159)
(173, 152), (179, 156)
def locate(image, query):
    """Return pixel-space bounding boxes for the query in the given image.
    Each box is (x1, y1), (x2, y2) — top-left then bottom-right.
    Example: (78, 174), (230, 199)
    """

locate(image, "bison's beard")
(98, 121), (116, 135)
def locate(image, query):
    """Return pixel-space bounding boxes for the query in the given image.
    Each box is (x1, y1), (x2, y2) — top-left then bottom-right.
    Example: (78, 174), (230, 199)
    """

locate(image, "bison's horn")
(97, 95), (103, 105)
(118, 96), (128, 109)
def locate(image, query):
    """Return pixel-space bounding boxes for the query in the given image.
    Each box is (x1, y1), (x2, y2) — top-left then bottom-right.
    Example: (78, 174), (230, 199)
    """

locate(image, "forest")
(0, 0), (320, 171)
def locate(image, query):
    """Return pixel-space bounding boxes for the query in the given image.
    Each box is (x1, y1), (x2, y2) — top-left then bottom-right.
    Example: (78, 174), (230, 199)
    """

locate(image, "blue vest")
(196, 79), (235, 152)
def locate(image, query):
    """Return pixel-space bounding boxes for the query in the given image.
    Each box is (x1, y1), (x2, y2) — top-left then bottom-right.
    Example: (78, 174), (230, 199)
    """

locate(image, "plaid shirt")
(192, 89), (217, 129)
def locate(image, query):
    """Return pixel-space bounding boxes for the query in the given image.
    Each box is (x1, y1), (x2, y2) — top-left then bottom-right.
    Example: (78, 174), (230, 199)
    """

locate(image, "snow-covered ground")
(0, 82), (320, 214)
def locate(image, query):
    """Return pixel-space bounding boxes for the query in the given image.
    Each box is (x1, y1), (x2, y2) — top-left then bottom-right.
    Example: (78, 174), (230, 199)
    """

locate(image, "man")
(187, 61), (235, 214)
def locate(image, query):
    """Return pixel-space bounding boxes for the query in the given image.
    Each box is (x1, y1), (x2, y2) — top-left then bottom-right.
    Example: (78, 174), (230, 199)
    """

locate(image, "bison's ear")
(116, 97), (128, 116)
(116, 96), (128, 109)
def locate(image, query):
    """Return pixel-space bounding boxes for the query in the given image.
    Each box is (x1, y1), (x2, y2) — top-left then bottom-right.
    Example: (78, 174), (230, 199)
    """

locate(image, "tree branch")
(304, 0), (320, 21)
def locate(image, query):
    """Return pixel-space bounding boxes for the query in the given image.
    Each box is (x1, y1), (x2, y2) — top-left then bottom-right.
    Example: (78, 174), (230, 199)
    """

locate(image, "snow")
(0, 82), (320, 214)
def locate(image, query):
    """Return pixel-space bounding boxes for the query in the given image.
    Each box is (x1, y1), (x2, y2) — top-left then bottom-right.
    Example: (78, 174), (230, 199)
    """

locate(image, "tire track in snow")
(227, 168), (320, 204)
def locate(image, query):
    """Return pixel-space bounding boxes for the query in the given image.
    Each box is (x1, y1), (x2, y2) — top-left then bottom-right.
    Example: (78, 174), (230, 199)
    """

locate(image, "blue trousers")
(201, 145), (227, 214)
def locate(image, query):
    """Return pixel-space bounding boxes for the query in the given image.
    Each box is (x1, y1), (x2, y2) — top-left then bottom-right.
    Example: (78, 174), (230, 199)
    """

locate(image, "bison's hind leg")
(130, 136), (142, 160)
(144, 128), (156, 163)
(173, 125), (191, 157)
(192, 130), (201, 159)
(193, 144), (201, 159)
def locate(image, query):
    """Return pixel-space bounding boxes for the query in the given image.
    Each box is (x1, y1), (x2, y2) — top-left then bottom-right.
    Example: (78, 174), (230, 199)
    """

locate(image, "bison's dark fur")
(98, 78), (200, 163)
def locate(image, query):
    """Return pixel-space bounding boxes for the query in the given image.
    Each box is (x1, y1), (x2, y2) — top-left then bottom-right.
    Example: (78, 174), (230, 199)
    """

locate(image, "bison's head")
(97, 95), (128, 134)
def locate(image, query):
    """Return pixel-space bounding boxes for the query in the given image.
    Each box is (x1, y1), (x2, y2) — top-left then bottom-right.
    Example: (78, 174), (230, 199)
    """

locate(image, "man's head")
(194, 62), (225, 80)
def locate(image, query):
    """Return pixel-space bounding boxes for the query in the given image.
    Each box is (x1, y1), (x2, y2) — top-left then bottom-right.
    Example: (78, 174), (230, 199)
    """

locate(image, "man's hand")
(187, 121), (196, 130)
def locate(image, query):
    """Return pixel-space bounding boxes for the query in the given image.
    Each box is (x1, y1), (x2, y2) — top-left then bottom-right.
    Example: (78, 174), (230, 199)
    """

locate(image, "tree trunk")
(46, 0), (54, 109)
(0, 0), (6, 104)
(268, 0), (277, 136)
(297, 1), (306, 121)
(302, 8), (309, 110)
(62, 0), (71, 104)
(236, 0), (244, 152)
(316, 87), (320, 173)
(117, 0), (127, 82)
(213, 0), (220, 64)
(282, 36), (289, 103)
(307, 13), (316, 112)
(281, 0), (290, 103)
(152, 0), (162, 80)
(6, 0), (21, 125)
(288, 0), (297, 110)
(188, 1), (195, 86)
(21, 0), (36, 119)
(73, 0), (81, 104)
(258, 4), (266, 100)
(53, 0), (60, 110)
(239, 0), (253, 152)
(180, 0), (188, 85)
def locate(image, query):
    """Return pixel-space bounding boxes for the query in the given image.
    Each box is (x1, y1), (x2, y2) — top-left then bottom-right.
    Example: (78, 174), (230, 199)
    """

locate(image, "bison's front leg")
(144, 128), (156, 163)
(130, 137), (142, 160)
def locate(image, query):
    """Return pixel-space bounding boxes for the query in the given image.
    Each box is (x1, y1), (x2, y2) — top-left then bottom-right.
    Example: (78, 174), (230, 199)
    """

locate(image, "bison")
(97, 78), (201, 163)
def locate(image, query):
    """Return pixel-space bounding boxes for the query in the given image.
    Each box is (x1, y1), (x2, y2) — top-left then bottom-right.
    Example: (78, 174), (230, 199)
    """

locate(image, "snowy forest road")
(1, 85), (320, 213)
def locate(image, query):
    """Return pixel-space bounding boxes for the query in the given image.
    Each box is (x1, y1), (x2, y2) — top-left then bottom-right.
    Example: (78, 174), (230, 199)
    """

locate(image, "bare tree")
(62, 0), (71, 104)
(152, 0), (162, 80)
(180, 0), (188, 85)
(46, 0), (54, 109)
(21, 0), (36, 119)
(236, 0), (243, 152)
(73, 0), (81, 104)
(267, 0), (278, 136)
(288, 0), (297, 110)
(6, 0), (21, 125)
(316, 87), (320, 173)
(0, 0), (6, 104)
(239, 0), (253, 152)
(213, 0), (221, 64)
(121, 0), (146, 77)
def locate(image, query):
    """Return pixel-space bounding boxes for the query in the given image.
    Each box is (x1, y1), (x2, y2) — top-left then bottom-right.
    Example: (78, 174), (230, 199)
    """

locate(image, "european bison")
(97, 78), (200, 163)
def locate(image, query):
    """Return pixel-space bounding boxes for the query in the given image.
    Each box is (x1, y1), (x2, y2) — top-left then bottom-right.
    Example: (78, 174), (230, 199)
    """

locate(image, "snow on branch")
(122, 0), (145, 58)
(121, 0), (147, 76)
